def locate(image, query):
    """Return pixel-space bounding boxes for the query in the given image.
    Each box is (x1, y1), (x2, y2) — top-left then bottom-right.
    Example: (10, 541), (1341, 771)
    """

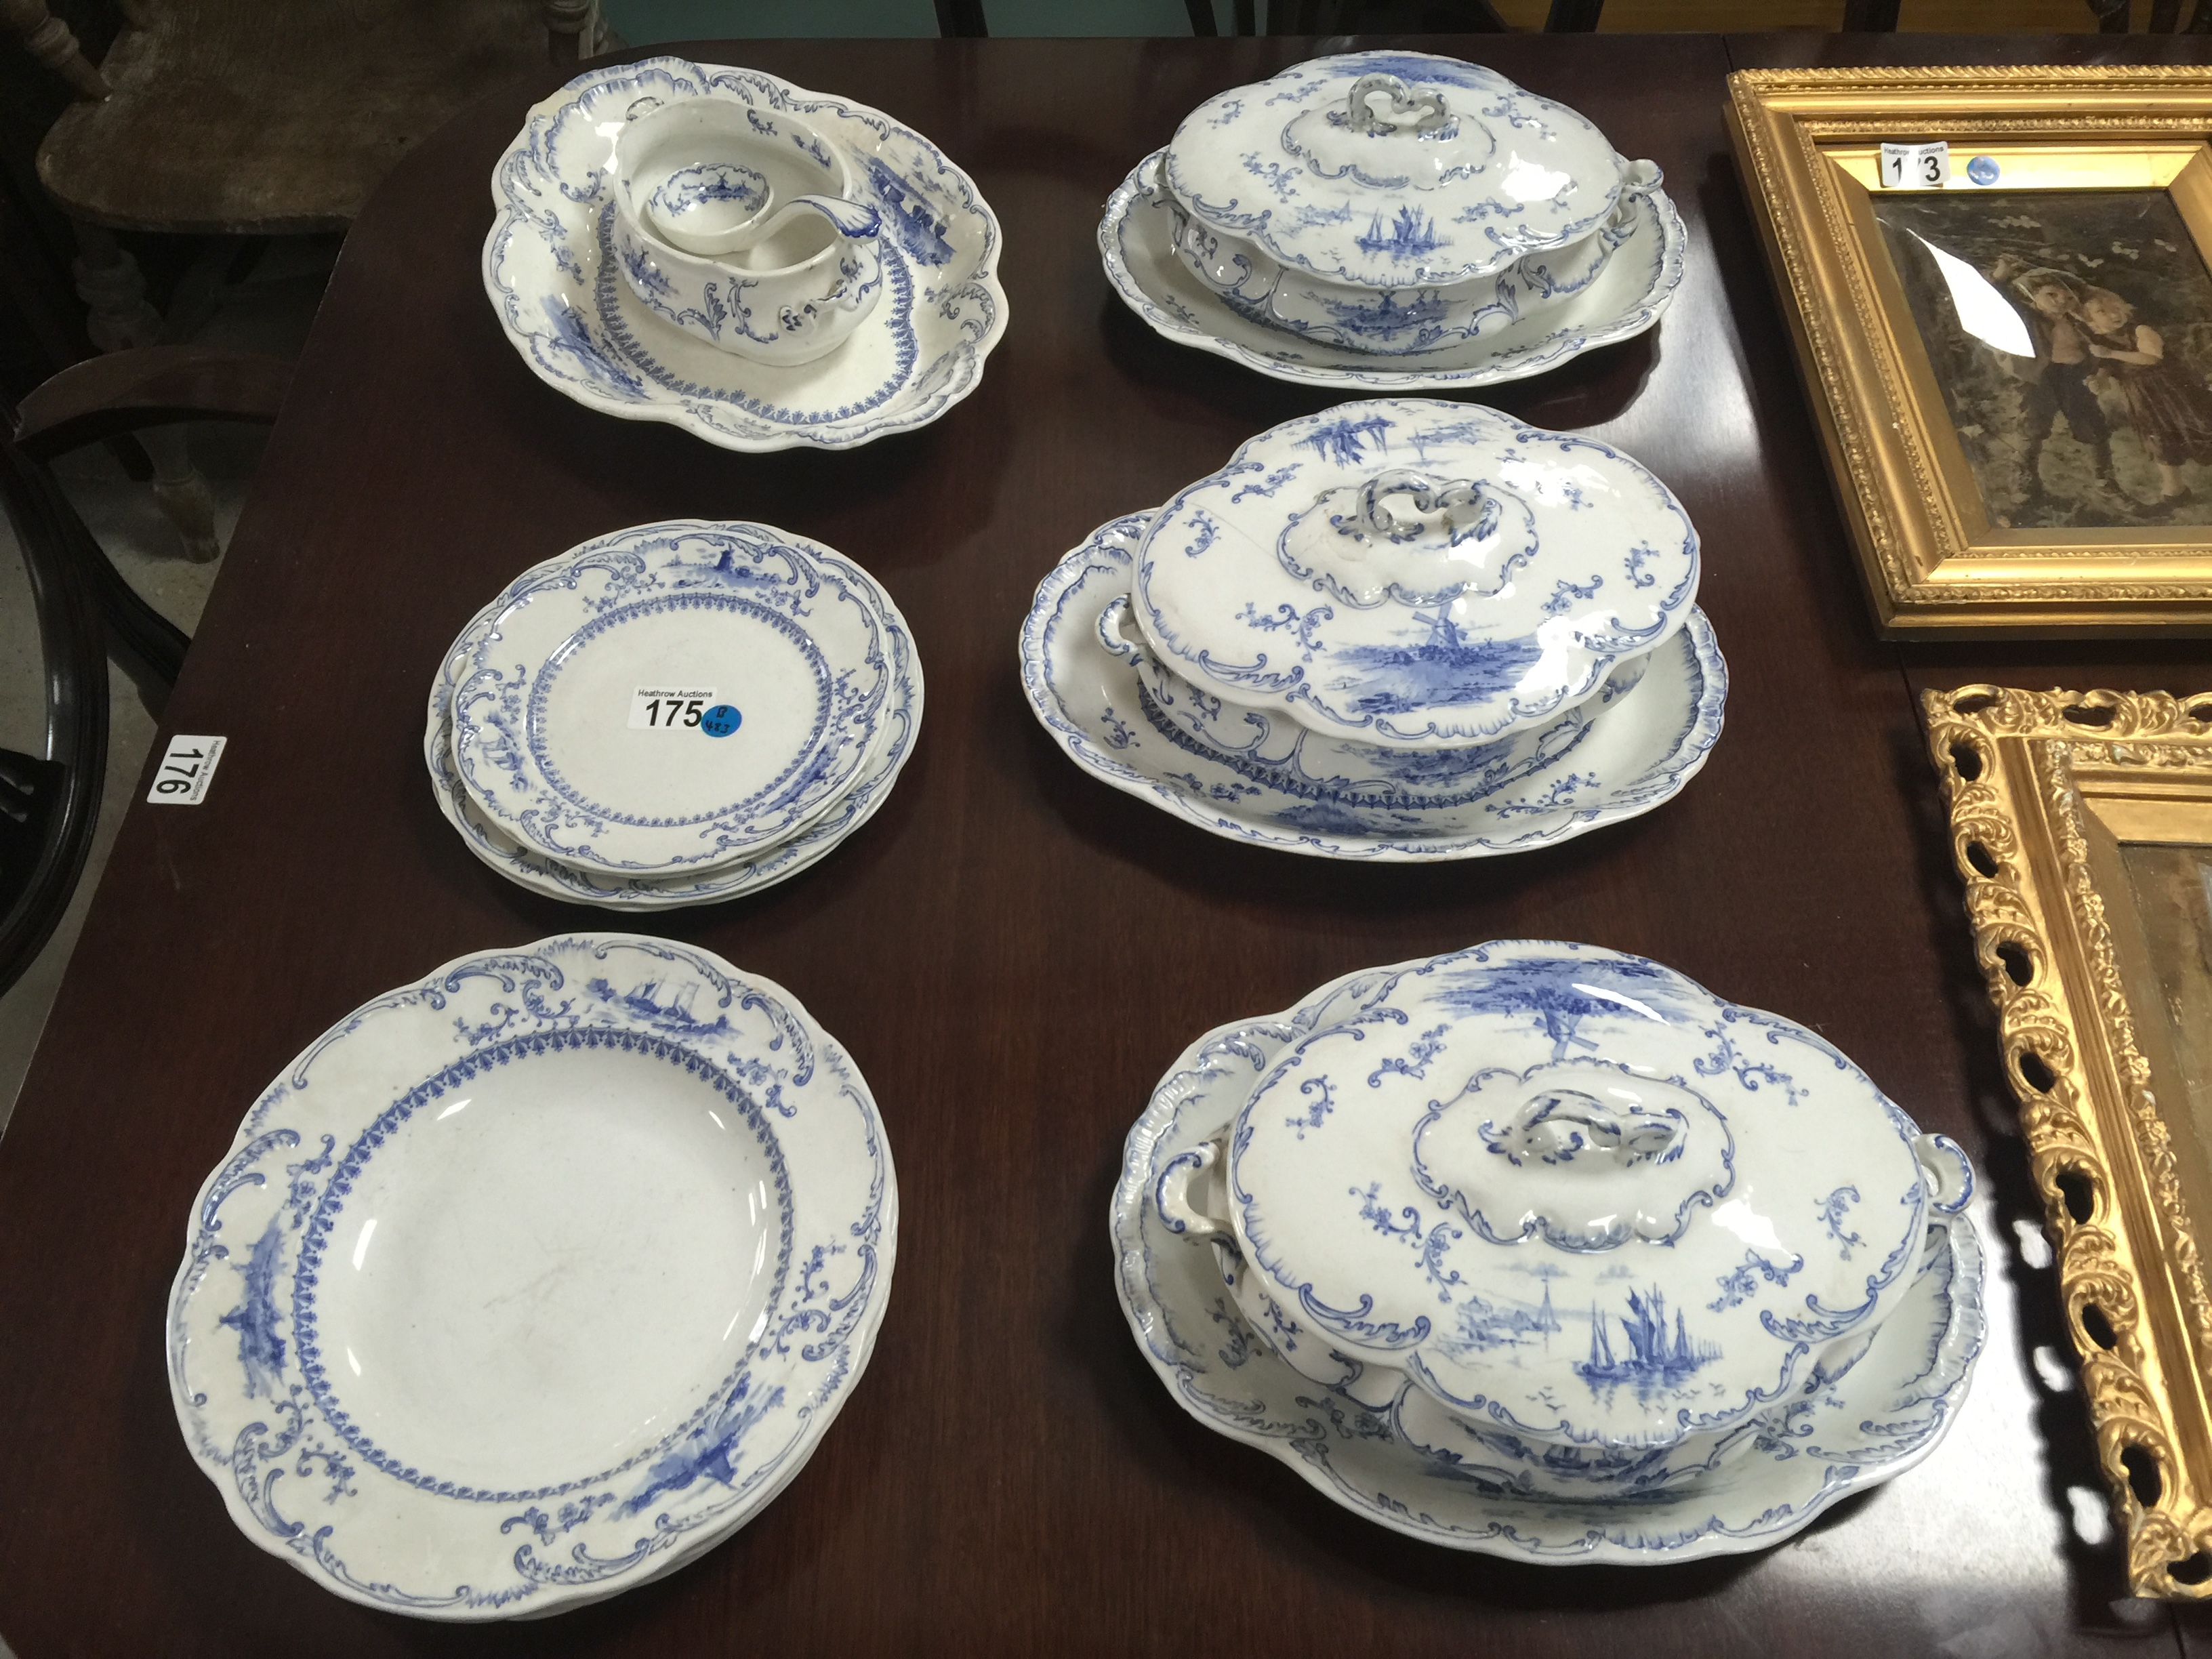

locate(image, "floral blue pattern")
(1111, 968), (1988, 1563)
(1098, 149), (1685, 391)
(485, 56), (1006, 451)
(1020, 516), (1725, 862)
(449, 520), (890, 876)
(1202, 943), (1941, 1481)
(1162, 52), (1616, 289)
(167, 935), (897, 1618)
(426, 536), (922, 911)
(1136, 402), (1700, 748)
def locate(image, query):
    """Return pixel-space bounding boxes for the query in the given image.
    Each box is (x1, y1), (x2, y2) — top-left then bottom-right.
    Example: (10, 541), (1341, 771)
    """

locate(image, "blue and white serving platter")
(167, 935), (896, 1618)
(427, 571), (921, 909)
(1019, 516), (1724, 860)
(1112, 963), (1987, 1563)
(450, 521), (895, 879)
(1100, 150), (1685, 390)
(487, 56), (1006, 451)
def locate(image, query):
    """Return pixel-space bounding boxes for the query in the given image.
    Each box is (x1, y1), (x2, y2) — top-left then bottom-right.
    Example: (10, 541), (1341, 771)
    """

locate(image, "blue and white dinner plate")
(426, 562), (922, 909)
(1111, 963), (1986, 1564)
(1019, 516), (1725, 860)
(167, 935), (897, 1618)
(450, 521), (894, 878)
(486, 56), (1007, 452)
(1099, 149), (1686, 390)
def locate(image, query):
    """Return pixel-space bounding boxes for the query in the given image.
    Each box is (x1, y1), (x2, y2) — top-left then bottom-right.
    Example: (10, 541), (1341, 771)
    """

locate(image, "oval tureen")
(1133, 398), (1698, 749)
(1155, 941), (1974, 1499)
(1161, 52), (1662, 354)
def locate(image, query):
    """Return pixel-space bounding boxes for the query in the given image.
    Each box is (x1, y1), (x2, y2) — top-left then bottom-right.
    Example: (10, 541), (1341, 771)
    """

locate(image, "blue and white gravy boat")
(485, 56), (1008, 451)
(613, 97), (883, 365)
(1152, 941), (1976, 1503)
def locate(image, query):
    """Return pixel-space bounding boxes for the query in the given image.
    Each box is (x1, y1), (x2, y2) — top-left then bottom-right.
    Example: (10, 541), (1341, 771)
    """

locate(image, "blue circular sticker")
(1966, 155), (2000, 186)
(700, 703), (742, 739)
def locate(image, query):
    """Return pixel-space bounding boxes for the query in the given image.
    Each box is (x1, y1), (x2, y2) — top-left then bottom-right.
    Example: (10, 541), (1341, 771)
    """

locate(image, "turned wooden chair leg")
(545, 0), (592, 66)
(66, 224), (222, 562)
(0, 0), (110, 100)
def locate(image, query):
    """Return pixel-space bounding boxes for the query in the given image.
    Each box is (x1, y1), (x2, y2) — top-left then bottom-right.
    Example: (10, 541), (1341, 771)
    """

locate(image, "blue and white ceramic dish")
(610, 96), (887, 366)
(451, 521), (891, 878)
(1096, 590), (1649, 811)
(485, 56), (1006, 451)
(1159, 54), (1658, 354)
(1099, 148), (1684, 389)
(1113, 957), (1986, 1562)
(1136, 401), (1699, 749)
(426, 567), (922, 909)
(1021, 516), (1723, 860)
(167, 935), (897, 1618)
(1151, 941), (1975, 1500)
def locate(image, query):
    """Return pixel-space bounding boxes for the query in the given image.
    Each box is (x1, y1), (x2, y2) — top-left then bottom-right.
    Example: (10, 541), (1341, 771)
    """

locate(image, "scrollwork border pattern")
(1925, 683), (2212, 1596)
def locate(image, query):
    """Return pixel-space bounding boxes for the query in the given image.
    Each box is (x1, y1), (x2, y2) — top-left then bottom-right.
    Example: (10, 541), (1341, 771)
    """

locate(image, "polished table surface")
(7, 28), (2212, 1659)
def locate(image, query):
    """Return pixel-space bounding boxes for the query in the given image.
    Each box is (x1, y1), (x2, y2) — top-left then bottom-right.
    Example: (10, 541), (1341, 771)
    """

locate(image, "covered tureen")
(1155, 941), (1975, 1499)
(1161, 52), (1664, 354)
(1132, 398), (1698, 749)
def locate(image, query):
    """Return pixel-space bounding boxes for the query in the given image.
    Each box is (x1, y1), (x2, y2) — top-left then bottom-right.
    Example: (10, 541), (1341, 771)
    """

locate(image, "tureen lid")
(1224, 942), (1950, 1450)
(1133, 399), (1698, 748)
(1162, 52), (1624, 290)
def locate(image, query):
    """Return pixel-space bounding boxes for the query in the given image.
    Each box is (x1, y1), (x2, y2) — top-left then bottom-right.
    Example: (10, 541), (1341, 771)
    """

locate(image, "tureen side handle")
(1150, 155), (1283, 306)
(1912, 1132), (1975, 1215)
(1155, 1135), (1234, 1243)
(1097, 594), (1159, 670)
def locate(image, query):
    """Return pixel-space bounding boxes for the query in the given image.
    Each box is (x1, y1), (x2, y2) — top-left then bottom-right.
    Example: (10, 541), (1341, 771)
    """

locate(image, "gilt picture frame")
(1927, 684), (2212, 1596)
(1730, 67), (2212, 635)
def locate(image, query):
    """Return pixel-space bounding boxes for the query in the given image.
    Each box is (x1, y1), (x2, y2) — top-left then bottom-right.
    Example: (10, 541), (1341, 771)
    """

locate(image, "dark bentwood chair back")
(0, 342), (289, 995)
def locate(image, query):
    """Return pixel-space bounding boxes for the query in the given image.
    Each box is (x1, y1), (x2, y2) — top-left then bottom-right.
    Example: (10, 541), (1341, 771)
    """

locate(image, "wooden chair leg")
(67, 223), (222, 562)
(0, 0), (110, 100)
(544, 0), (591, 66)
(140, 427), (219, 564)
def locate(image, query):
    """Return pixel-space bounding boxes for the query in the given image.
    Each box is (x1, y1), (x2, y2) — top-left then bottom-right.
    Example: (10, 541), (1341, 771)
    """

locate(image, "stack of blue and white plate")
(1021, 398), (1723, 861)
(428, 519), (920, 908)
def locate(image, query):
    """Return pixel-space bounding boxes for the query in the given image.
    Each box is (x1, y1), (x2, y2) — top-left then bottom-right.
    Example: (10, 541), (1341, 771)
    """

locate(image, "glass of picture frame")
(1928, 684), (2212, 1597)
(1731, 67), (2212, 635)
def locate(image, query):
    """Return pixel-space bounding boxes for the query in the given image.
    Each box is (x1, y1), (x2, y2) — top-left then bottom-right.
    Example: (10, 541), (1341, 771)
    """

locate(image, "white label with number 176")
(147, 734), (226, 805)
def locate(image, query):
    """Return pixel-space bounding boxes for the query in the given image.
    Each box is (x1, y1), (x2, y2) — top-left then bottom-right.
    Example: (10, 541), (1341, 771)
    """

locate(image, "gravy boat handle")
(728, 194), (882, 253)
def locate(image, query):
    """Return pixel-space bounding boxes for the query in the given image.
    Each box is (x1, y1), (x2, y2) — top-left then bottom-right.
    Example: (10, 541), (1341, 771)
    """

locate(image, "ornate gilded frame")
(1730, 67), (2212, 636)
(1927, 684), (2212, 1595)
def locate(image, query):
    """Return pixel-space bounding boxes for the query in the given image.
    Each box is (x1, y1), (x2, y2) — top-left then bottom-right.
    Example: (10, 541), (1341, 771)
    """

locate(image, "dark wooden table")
(7, 28), (2212, 1658)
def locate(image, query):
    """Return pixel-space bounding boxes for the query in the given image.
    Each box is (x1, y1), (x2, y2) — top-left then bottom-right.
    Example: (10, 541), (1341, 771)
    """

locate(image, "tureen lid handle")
(1340, 470), (1496, 553)
(1340, 73), (1452, 138)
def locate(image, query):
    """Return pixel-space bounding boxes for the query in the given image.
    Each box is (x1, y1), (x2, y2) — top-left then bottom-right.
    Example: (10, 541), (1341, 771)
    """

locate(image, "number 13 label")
(1879, 141), (1950, 189)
